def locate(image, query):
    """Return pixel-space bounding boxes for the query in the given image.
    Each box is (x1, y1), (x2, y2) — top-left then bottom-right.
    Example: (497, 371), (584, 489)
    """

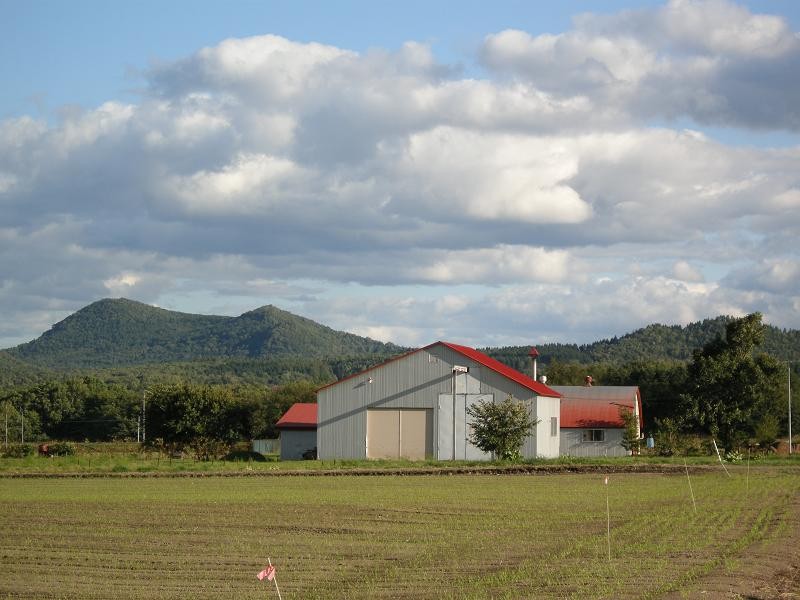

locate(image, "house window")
(582, 429), (605, 442)
(550, 416), (558, 437)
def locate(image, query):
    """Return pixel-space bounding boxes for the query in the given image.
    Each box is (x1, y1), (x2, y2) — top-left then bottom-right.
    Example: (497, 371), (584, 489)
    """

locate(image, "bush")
(653, 418), (682, 456)
(467, 395), (538, 461)
(223, 450), (267, 462)
(47, 441), (77, 456)
(2, 443), (35, 458)
(754, 414), (779, 452)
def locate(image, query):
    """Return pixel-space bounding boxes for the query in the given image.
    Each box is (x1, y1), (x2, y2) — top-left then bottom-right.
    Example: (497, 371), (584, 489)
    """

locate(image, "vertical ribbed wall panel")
(317, 343), (561, 460)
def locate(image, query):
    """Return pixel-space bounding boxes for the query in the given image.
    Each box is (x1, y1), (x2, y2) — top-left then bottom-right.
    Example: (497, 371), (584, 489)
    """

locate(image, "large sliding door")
(366, 409), (433, 459)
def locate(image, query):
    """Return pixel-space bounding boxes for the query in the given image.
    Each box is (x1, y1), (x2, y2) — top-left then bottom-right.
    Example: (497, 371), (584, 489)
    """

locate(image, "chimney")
(584, 375), (593, 387)
(528, 347), (540, 381)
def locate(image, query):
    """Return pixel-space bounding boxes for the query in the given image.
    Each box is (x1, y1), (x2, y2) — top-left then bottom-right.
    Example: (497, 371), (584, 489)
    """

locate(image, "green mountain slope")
(7, 298), (404, 369)
(0, 350), (55, 387)
(485, 316), (800, 371)
(5, 301), (799, 389)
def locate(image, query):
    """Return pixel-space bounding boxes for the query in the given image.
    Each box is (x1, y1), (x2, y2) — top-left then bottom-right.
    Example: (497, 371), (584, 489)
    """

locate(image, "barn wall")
(559, 428), (628, 457)
(279, 429), (317, 460)
(317, 344), (556, 460)
(534, 396), (561, 458)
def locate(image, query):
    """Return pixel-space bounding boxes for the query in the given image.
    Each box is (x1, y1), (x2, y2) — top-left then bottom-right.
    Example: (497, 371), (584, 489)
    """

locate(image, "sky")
(1, 0), (799, 349)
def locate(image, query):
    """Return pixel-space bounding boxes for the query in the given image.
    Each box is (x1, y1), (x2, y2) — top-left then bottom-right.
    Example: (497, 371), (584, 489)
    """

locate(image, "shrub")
(47, 441), (77, 456)
(223, 450), (267, 462)
(724, 450), (744, 463)
(754, 414), (779, 453)
(619, 407), (641, 455)
(653, 418), (682, 456)
(2, 443), (35, 458)
(467, 395), (538, 461)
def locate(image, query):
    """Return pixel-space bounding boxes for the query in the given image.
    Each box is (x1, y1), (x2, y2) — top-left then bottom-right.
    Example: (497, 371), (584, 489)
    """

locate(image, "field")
(2, 467), (799, 599)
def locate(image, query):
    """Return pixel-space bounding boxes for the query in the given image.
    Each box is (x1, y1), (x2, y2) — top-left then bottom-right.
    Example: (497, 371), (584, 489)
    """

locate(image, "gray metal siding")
(318, 344), (560, 460)
(560, 428), (628, 457)
(279, 429), (317, 460)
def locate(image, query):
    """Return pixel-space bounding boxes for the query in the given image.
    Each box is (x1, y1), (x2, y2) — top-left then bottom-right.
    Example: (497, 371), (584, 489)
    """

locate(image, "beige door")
(399, 409), (433, 460)
(366, 409), (400, 458)
(367, 409), (432, 459)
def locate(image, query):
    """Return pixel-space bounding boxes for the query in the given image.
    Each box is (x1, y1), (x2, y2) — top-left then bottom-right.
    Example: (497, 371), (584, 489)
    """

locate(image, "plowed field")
(1, 468), (798, 599)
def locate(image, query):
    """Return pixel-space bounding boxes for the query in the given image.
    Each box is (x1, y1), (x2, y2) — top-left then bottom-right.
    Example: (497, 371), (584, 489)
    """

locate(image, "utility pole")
(141, 392), (147, 443)
(789, 362), (793, 455)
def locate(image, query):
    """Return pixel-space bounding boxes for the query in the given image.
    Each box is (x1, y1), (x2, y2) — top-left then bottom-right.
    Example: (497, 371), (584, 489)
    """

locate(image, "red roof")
(317, 341), (561, 397)
(276, 403), (317, 429)
(439, 342), (560, 397)
(552, 386), (643, 429)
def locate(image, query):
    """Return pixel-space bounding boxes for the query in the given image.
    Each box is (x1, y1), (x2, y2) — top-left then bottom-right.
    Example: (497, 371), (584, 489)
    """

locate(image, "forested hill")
(6, 298), (404, 369)
(485, 317), (800, 372)
(4, 301), (799, 387)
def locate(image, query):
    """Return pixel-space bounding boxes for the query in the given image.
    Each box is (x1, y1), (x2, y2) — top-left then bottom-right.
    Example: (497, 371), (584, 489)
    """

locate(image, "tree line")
(545, 313), (797, 451)
(2, 312), (796, 457)
(1, 378), (317, 450)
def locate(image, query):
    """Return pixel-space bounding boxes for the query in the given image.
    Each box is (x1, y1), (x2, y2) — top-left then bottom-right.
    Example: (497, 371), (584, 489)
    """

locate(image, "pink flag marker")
(257, 565), (276, 581)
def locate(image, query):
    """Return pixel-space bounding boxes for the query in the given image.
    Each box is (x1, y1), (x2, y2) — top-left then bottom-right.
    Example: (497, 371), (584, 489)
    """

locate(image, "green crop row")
(1, 469), (797, 598)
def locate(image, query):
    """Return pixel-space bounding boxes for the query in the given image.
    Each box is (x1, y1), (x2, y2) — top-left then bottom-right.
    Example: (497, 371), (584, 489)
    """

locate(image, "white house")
(316, 341), (562, 461)
(551, 385), (643, 457)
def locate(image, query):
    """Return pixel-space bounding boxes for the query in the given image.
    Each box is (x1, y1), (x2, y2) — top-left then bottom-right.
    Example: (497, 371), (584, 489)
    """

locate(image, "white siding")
(534, 396), (561, 458)
(317, 344), (553, 460)
(559, 428), (628, 457)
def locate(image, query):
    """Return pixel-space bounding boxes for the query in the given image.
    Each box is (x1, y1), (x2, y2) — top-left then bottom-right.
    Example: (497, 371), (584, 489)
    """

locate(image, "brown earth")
(662, 492), (800, 600)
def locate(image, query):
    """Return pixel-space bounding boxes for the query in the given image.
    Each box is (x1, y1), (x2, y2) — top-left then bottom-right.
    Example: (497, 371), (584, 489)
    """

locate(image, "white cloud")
(399, 127), (592, 224)
(481, 0), (800, 130)
(162, 153), (308, 215)
(412, 245), (576, 284)
(672, 260), (704, 282)
(0, 3), (798, 347)
(661, 0), (796, 58)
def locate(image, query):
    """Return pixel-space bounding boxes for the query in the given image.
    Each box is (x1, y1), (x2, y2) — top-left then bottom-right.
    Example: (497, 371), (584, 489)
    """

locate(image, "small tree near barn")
(619, 407), (641, 455)
(467, 395), (539, 461)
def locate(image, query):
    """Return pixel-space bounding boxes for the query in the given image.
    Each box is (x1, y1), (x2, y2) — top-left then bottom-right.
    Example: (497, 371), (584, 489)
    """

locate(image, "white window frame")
(582, 429), (605, 442)
(550, 416), (558, 437)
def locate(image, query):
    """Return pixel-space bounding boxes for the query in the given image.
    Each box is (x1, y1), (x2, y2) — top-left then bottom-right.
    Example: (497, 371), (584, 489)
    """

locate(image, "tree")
(145, 384), (250, 460)
(682, 313), (783, 451)
(248, 380), (318, 439)
(466, 395), (539, 461)
(619, 407), (641, 455)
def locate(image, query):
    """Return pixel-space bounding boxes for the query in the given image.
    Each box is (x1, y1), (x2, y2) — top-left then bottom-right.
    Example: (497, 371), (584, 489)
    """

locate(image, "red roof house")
(551, 386), (643, 457)
(275, 403), (317, 460)
(276, 403), (317, 429)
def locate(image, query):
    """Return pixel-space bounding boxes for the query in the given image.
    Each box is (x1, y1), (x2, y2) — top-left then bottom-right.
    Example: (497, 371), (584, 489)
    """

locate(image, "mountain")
(4, 301), (799, 389)
(485, 316), (800, 372)
(0, 350), (55, 387)
(7, 298), (404, 370)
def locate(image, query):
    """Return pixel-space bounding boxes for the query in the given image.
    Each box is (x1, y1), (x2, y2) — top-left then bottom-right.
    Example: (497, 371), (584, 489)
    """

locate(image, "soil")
(662, 493), (800, 600)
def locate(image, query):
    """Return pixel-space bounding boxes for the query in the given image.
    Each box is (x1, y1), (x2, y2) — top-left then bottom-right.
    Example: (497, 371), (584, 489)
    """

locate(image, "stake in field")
(1, 470), (798, 599)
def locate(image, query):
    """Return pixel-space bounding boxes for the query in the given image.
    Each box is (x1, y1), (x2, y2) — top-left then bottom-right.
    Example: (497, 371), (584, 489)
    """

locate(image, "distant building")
(316, 341), (562, 460)
(275, 403), (317, 460)
(551, 386), (643, 457)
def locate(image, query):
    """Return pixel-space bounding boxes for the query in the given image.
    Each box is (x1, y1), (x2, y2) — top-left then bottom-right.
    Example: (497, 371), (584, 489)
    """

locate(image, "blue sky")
(1, 0), (799, 348)
(3, 1), (670, 119)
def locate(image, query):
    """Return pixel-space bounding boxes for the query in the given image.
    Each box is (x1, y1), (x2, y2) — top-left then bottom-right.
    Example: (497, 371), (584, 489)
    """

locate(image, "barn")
(551, 385), (643, 457)
(275, 402), (317, 460)
(316, 341), (562, 460)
